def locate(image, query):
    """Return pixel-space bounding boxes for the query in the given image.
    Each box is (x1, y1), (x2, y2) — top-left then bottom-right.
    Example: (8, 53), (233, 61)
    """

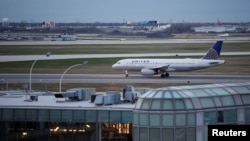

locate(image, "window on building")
(204, 111), (216, 124)
(50, 109), (61, 122)
(14, 109), (25, 121)
(38, 109), (49, 121)
(175, 128), (186, 141)
(149, 128), (160, 141)
(163, 91), (172, 98)
(213, 97), (222, 107)
(187, 127), (196, 141)
(139, 127), (148, 141)
(139, 113), (148, 126)
(151, 99), (161, 110)
(224, 109), (237, 123)
(110, 111), (121, 122)
(133, 113), (139, 125)
(176, 114), (186, 126)
(150, 114), (160, 126)
(163, 128), (174, 141)
(86, 110), (96, 122)
(175, 99), (185, 110)
(241, 95), (250, 104)
(26, 109), (37, 121)
(200, 97), (214, 108)
(245, 108), (250, 123)
(73, 110), (85, 122)
(163, 99), (173, 110)
(99, 111), (109, 122)
(61, 110), (73, 122)
(163, 114), (174, 127)
(122, 111), (132, 123)
(133, 127), (139, 141)
(221, 96), (235, 106)
(184, 99), (194, 109)
(217, 111), (224, 123)
(187, 113), (196, 126)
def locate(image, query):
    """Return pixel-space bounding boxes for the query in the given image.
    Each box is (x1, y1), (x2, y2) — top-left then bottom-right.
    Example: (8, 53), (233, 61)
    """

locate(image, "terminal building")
(0, 82), (250, 141)
(192, 25), (246, 33)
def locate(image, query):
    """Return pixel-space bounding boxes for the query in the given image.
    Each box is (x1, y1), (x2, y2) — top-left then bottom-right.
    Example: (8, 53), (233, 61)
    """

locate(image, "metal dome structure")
(133, 82), (250, 141)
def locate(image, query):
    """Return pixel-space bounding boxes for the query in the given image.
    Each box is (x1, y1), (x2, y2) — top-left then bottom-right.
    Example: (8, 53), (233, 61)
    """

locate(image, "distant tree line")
(1, 22), (249, 38)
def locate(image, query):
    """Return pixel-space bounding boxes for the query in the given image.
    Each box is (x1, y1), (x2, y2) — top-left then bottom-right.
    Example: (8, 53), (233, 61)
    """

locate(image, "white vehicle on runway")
(112, 41), (225, 78)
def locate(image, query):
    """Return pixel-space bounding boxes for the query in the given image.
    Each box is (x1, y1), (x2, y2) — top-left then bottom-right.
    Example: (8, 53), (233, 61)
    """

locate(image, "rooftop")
(0, 91), (135, 110)
(1, 82), (250, 111)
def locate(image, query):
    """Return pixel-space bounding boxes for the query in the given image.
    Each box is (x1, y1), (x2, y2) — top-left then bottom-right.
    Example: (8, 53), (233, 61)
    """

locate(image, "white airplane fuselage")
(112, 58), (225, 72)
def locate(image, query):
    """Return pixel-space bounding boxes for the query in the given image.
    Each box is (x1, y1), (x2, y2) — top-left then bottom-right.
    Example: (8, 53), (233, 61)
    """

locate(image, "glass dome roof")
(134, 82), (250, 111)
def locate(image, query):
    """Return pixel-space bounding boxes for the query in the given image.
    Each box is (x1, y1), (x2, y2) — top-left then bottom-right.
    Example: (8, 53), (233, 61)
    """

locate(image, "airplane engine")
(141, 68), (157, 75)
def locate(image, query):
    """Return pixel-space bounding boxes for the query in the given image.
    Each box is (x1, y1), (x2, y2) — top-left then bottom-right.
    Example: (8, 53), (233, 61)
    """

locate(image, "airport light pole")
(29, 52), (51, 91)
(59, 60), (88, 92)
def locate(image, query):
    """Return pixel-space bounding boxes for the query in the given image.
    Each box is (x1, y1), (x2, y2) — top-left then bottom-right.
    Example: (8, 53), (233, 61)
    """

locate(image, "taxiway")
(0, 74), (249, 84)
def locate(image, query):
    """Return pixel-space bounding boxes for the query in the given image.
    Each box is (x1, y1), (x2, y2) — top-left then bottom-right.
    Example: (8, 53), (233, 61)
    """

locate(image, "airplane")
(112, 40), (225, 78)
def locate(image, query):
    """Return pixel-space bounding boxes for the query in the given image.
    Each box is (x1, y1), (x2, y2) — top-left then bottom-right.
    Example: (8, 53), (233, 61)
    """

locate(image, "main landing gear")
(160, 72), (169, 78)
(125, 70), (129, 77)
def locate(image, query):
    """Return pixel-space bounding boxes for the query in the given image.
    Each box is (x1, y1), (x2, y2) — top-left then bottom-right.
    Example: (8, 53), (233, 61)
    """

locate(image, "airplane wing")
(149, 65), (176, 72)
(150, 65), (169, 70)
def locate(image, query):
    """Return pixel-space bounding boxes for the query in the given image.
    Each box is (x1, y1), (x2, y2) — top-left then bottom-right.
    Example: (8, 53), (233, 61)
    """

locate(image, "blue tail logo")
(202, 41), (223, 60)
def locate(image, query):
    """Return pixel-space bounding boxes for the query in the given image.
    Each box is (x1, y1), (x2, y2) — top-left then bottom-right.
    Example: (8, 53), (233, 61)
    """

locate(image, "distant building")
(42, 21), (55, 28)
(147, 20), (158, 25)
(192, 25), (245, 33)
(2, 18), (9, 27)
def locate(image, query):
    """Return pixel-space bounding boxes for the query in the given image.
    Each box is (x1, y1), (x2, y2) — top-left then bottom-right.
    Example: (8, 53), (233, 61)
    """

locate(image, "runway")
(1, 52), (250, 62)
(0, 74), (249, 84)
(1, 38), (250, 62)
(1, 38), (250, 46)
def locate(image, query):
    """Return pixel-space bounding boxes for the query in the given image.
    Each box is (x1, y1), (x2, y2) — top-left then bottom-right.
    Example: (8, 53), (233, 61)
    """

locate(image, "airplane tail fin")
(201, 41), (223, 60)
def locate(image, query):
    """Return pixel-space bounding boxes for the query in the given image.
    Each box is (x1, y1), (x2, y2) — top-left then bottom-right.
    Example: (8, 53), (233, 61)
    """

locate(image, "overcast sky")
(0, 0), (249, 23)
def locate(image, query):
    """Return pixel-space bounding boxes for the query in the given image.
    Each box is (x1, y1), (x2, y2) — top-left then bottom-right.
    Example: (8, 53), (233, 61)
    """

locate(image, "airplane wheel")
(125, 74), (128, 77)
(165, 73), (169, 77)
(161, 73), (169, 78)
(161, 74), (166, 78)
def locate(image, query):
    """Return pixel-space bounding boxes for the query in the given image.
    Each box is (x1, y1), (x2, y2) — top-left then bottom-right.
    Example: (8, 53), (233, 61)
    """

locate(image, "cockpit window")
(117, 61), (121, 64)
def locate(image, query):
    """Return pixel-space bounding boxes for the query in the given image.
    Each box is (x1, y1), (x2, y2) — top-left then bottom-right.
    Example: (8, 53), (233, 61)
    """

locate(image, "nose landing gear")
(125, 70), (129, 77)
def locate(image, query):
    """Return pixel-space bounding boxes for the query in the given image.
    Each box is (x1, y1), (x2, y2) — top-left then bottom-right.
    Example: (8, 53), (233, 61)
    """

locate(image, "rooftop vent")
(94, 91), (121, 106)
(122, 85), (141, 104)
(54, 88), (96, 102)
